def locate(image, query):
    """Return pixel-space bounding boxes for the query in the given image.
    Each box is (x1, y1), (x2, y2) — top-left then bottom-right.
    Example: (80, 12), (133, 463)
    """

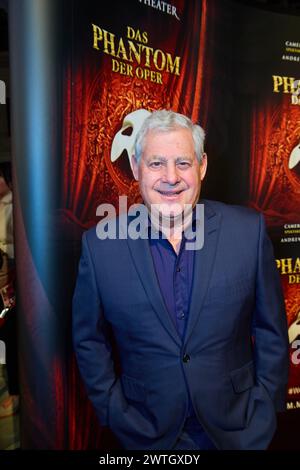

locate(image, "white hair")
(134, 109), (205, 164)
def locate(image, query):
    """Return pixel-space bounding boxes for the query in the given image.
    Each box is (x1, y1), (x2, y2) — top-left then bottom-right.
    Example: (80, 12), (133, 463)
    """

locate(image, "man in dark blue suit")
(72, 110), (289, 450)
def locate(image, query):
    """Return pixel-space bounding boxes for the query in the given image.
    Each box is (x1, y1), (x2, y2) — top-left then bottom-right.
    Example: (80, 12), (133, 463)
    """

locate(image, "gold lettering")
(127, 26), (148, 44)
(112, 59), (133, 76)
(156, 72), (162, 84)
(273, 75), (283, 92)
(153, 49), (166, 71)
(292, 95), (300, 104)
(289, 274), (300, 284)
(92, 24), (181, 78)
(283, 76), (296, 93)
(128, 41), (141, 64)
(276, 259), (281, 270)
(141, 45), (154, 68)
(295, 257), (300, 273)
(102, 29), (116, 56)
(112, 58), (119, 72)
(273, 75), (300, 94)
(134, 30), (143, 42)
(127, 26), (136, 40)
(116, 37), (128, 61)
(136, 66), (144, 79)
(278, 258), (293, 274)
(142, 31), (148, 44)
(166, 53), (180, 75)
(92, 24), (103, 50)
(277, 258), (300, 275)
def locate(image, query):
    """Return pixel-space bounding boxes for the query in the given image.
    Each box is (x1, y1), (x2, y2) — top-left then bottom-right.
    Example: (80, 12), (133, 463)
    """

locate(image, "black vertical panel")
(9, 0), (66, 448)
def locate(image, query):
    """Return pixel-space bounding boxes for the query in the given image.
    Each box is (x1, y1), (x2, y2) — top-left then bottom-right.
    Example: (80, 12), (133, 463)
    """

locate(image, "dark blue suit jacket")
(72, 200), (289, 450)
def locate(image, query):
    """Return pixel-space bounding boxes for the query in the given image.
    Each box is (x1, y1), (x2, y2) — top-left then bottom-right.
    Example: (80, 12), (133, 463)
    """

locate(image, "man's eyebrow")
(146, 155), (193, 161)
(147, 155), (167, 161)
(175, 156), (193, 162)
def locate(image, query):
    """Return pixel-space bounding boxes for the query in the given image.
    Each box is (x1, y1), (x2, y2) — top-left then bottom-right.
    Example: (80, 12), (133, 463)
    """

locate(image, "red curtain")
(249, 98), (300, 225)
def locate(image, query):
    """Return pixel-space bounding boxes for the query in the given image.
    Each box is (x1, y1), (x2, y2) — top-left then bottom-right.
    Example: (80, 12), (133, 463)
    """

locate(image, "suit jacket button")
(183, 354), (190, 363)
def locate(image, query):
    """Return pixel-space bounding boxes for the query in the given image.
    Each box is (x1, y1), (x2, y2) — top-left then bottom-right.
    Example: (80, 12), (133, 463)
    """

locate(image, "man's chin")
(151, 204), (184, 220)
(159, 210), (183, 220)
(158, 211), (185, 231)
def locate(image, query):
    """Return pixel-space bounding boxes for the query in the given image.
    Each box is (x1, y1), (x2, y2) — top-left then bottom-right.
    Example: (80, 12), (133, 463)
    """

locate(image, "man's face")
(132, 128), (207, 222)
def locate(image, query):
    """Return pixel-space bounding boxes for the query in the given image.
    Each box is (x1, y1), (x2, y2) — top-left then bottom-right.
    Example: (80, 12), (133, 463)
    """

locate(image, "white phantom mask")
(288, 143), (300, 170)
(111, 109), (151, 172)
(288, 311), (300, 344)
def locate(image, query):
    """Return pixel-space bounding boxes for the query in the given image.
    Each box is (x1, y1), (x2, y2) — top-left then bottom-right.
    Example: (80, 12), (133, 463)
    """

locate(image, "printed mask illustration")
(111, 109), (151, 173)
(288, 143), (300, 170)
(288, 311), (300, 344)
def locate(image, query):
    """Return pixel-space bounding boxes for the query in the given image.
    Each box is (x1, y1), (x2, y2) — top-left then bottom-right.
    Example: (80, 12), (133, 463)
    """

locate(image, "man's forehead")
(143, 130), (195, 152)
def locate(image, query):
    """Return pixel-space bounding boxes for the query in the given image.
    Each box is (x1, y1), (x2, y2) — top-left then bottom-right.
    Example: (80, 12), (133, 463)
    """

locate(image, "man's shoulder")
(83, 225), (97, 243)
(202, 200), (264, 246)
(203, 199), (261, 224)
(83, 213), (130, 247)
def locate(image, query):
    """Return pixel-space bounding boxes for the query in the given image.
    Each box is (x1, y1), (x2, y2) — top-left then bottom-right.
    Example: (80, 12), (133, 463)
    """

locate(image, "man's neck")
(150, 210), (194, 254)
(168, 234), (182, 254)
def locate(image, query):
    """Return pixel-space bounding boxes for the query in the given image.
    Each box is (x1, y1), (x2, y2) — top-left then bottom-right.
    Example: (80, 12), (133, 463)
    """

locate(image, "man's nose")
(162, 162), (180, 185)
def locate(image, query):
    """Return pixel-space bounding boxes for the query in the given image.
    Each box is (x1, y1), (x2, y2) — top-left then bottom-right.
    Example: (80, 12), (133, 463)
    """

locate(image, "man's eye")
(149, 161), (162, 168)
(177, 161), (191, 168)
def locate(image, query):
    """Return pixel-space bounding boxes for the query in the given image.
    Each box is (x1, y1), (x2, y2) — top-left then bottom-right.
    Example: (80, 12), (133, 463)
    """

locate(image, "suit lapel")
(126, 230), (182, 347)
(183, 201), (221, 346)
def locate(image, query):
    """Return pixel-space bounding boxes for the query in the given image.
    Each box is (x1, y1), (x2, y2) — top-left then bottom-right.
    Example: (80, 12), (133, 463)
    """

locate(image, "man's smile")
(156, 189), (185, 197)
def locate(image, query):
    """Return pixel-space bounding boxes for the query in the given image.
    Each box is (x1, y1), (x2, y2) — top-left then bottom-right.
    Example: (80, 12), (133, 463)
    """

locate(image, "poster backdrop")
(226, 5), (300, 413)
(62, 0), (213, 448)
(10, 0), (300, 449)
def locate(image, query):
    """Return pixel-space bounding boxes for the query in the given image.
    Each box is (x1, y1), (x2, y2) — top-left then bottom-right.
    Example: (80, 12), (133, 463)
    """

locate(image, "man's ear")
(200, 153), (208, 181)
(131, 155), (139, 181)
